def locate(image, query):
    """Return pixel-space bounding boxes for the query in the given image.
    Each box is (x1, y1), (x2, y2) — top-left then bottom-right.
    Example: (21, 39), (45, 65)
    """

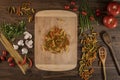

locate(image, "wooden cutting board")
(35, 10), (77, 71)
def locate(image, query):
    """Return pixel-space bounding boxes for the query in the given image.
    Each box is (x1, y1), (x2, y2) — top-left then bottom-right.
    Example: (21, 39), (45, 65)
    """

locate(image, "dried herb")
(79, 30), (99, 80)
(43, 27), (70, 53)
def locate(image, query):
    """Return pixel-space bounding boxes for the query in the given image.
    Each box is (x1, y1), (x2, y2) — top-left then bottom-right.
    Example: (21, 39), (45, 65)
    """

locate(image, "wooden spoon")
(99, 46), (107, 80)
(101, 31), (120, 75)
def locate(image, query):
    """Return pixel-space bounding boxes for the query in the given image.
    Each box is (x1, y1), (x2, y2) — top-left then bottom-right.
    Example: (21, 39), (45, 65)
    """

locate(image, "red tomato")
(107, 2), (120, 16)
(103, 16), (118, 29)
(64, 5), (70, 10)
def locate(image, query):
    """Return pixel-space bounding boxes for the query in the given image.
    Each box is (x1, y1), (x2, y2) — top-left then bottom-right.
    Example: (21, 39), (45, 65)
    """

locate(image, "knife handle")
(109, 45), (120, 75)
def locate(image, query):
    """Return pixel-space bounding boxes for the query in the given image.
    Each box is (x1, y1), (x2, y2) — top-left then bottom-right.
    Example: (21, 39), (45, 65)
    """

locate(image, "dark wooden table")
(0, 0), (120, 80)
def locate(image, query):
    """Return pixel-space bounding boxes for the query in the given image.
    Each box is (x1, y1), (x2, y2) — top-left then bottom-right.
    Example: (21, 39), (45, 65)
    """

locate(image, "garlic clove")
(18, 40), (24, 46)
(21, 48), (28, 54)
(13, 44), (19, 50)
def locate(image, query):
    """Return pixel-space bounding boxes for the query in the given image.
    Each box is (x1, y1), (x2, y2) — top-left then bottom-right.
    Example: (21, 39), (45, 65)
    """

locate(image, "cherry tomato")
(0, 56), (6, 61)
(9, 63), (15, 67)
(71, 1), (76, 5)
(2, 50), (8, 57)
(7, 57), (13, 63)
(107, 2), (120, 16)
(103, 16), (118, 29)
(64, 5), (70, 10)
(72, 7), (78, 11)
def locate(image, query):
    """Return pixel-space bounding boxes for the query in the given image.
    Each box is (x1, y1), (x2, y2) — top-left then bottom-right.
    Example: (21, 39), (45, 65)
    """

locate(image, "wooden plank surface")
(35, 10), (77, 71)
(0, 0), (119, 80)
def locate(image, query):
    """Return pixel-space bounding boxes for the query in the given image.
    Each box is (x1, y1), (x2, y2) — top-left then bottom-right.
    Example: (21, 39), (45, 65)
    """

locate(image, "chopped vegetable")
(43, 27), (70, 53)
(79, 30), (99, 80)
(21, 55), (27, 65)
(27, 57), (32, 68)
(0, 21), (26, 41)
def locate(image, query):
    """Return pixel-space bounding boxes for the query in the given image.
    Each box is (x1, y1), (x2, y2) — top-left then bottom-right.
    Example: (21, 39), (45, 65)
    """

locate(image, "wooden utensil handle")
(103, 63), (106, 80)
(109, 45), (120, 75)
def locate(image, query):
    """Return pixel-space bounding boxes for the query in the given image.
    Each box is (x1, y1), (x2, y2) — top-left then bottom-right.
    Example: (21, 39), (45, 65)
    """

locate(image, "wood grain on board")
(35, 10), (77, 71)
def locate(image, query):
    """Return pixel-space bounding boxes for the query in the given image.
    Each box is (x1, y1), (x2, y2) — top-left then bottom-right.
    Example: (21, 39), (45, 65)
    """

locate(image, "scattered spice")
(79, 30), (99, 80)
(43, 27), (70, 53)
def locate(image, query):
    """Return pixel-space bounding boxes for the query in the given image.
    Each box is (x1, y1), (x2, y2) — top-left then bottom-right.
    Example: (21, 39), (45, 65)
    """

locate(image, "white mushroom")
(21, 48), (28, 54)
(25, 40), (33, 48)
(18, 40), (24, 46)
(24, 31), (32, 39)
(13, 44), (19, 50)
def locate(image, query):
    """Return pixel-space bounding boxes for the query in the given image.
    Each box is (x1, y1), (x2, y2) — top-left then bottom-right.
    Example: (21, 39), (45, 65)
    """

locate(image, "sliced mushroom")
(13, 44), (19, 50)
(21, 48), (28, 54)
(24, 31), (32, 39)
(18, 40), (24, 46)
(25, 40), (33, 48)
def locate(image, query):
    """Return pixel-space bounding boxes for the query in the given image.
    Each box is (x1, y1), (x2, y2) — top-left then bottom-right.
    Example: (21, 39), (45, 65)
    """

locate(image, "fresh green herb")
(0, 21), (26, 41)
(79, 0), (95, 34)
